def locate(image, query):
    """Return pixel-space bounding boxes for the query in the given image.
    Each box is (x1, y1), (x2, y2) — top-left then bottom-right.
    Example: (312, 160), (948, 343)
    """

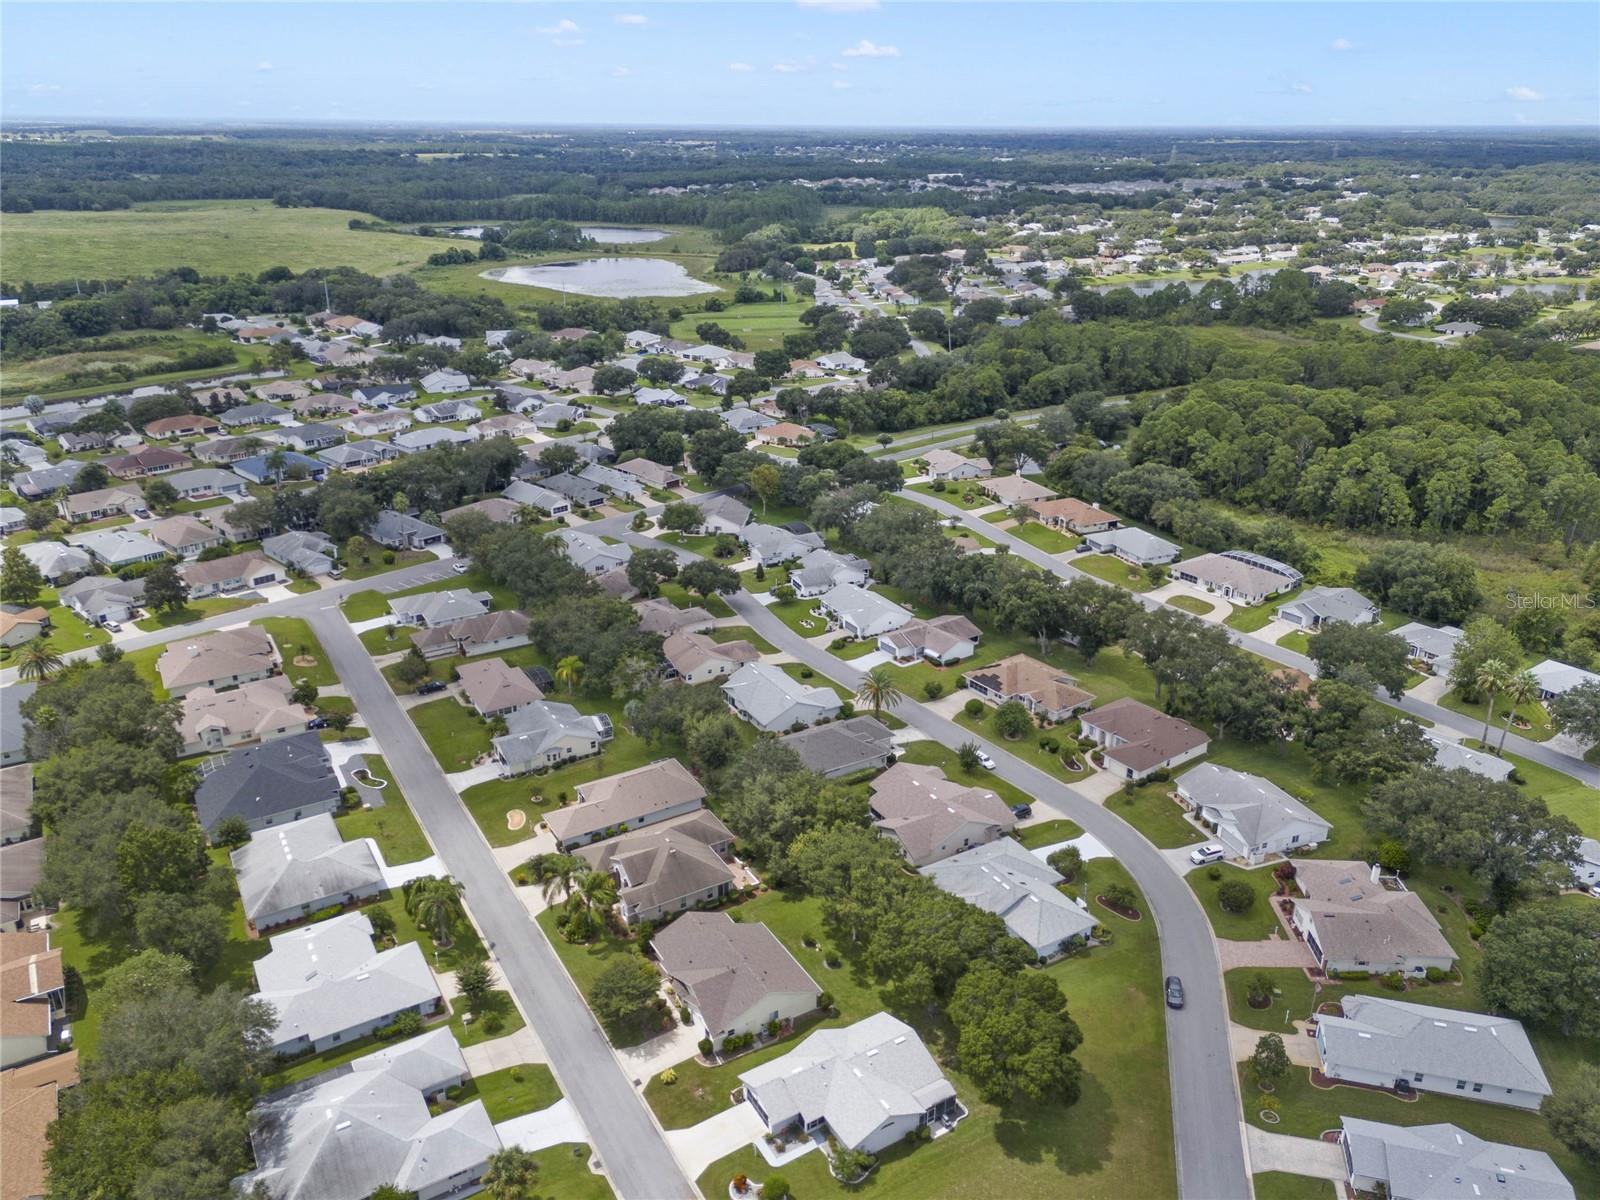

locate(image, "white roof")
(1530, 658), (1600, 696)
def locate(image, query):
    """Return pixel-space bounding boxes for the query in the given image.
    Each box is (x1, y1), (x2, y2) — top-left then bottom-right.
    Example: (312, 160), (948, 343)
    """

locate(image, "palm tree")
(526, 852), (586, 905)
(480, 1145), (539, 1200)
(15, 638), (64, 681)
(555, 655), (583, 694)
(855, 665), (904, 718)
(1496, 670), (1539, 754)
(1475, 658), (1513, 747)
(263, 446), (289, 484)
(571, 869), (617, 915)
(404, 876), (465, 948)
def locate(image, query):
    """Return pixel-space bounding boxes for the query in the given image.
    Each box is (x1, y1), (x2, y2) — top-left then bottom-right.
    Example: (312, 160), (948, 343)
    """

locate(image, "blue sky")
(4, 1), (1597, 128)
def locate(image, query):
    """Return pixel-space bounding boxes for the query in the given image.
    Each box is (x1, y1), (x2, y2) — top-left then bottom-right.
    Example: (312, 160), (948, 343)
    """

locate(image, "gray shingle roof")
(1340, 1117), (1574, 1200)
(721, 662), (841, 731)
(779, 716), (895, 776)
(230, 815), (383, 923)
(921, 838), (1095, 955)
(1276, 586), (1377, 626)
(1175, 762), (1330, 846)
(492, 701), (612, 767)
(194, 732), (340, 833)
(550, 757), (706, 843)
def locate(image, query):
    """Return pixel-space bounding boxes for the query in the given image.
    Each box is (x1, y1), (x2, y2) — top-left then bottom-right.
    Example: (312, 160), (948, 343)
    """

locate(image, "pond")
(580, 225), (671, 244)
(483, 258), (719, 298)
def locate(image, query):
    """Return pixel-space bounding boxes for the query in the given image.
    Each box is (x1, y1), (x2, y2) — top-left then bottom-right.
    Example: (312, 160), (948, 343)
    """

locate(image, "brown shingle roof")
(0, 1050), (77, 1200)
(962, 653), (1092, 715)
(652, 911), (819, 1033)
(1082, 698), (1208, 772)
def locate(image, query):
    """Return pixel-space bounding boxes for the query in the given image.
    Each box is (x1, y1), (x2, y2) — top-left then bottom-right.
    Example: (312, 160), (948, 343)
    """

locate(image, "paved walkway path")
(1245, 1126), (1347, 1180)
(665, 1104), (767, 1181)
(1217, 936), (1317, 971)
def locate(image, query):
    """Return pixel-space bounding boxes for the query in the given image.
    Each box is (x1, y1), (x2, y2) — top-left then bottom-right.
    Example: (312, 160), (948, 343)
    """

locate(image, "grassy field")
(2, 328), (272, 401)
(1164, 594), (1218, 617)
(1073, 554), (1160, 592)
(3, 200), (445, 282)
(409, 696), (494, 771)
(133, 594), (262, 632)
(256, 616), (338, 687)
(1015, 817), (1086, 848)
(1102, 781), (1207, 849)
(1186, 863), (1284, 940)
(668, 297), (807, 351)
(333, 757), (433, 864)
(444, 1063), (561, 1122)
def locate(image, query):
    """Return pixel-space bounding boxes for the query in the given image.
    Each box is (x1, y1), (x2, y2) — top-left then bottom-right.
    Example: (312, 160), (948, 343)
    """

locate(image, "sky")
(3, 1), (1598, 129)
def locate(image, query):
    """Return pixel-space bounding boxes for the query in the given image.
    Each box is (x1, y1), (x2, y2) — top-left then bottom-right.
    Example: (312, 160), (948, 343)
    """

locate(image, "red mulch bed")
(1310, 1069), (1417, 1100)
(1095, 895), (1142, 921)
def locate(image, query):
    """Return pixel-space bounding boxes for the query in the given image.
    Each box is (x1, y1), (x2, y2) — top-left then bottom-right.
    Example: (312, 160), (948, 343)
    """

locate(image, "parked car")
(1010, 803), (1032, 820)
(1164, 976), (1185, 1009)
(102, 620), (122, 633)
(975, 750), (996, 770)
(1189, 843), (1225, 866)
(451, 558), (470, 574)
(415, 679), (448, 695)
(306, 717), (328, 730)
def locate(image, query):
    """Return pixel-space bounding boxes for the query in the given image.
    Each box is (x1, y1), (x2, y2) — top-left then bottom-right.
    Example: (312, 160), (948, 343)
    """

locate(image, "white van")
(1188, 843), (1225, 866)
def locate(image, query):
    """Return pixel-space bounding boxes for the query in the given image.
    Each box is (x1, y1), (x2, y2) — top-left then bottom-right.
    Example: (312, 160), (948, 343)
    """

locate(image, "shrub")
(1206, 866), (1223, 882)
(1258, 1094), (1281, 1114)
(658, 1068), (678, 1085)
(698, 1037), (714, 1058)
(763, 1173), (792, 1200)
(1468, 921), (1485, 940)
(1380, 972), (1406, 991)
(377, 1010), (424, 1041)
(802, 932), (818, 947)
(1424, 966), (1449, 983)
(382, 550), (395, 564)
(773, 584), (796, 602)
(799, 667), (814, 679)
(1047, 846), (1083, 881)
(824, 952), (841, 968)
(923, 680), (945, 700)
(1103, 882), (1137, 911)
(816, 990), (833, 1010)
(1377, 840), (1412, 874)
(930, 479), (946, 492)
(733, 1174), (749, 1196)
(1245, 973), (1273, 1006)
(964, 698), (985, 718)
(828, 636), (851, 651)
(1217, 880), (1256, 914)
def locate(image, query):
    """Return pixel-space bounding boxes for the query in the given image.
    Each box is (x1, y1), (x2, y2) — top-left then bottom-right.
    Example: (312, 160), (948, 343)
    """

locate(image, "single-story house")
(192, 437), (262, 465)
(16, 541), (91, 584)
(104, 446), (191, 479)
(57, 575), (144, 625)
(262, 530), (337, 576)
(541, 471), (607, 509)
(0, 506), (25, 536)
(624, 329), (662, 350)
(1275, 586), (1379, 630)
(233, 452), (327, 485)
(578, 809), (735, 924)
(392, 426), (474, 455)
(525, 402), (586, 429)
(1289, 859), (1457, 976)
(1316, 995), (1550, 1110)
(0, 608), (47, 649)
(653, 911), (819, 1051)
(231, 814), (384, 931)
(921, 449), (992, 482)
(546, 757), (707, 850)
(815, 352), (867, 373)
(468, 413), (537, 441)
(143, 414), (221, 440)
(501, 480), (571, 516)
(1, 684), (37, 768)
(753, 422), (816, 448)
(389, 588), (492, 629)
(345, 410), (414, 439)
(11, 461), (86, 500)
(415, 398), (480, 423)
(193, 732), (341, 835)
(492, 701), (614, 777)
(723, 662), (842, 732)
(1030, 496), (1119, 535)
(1530, 658), (1600, 702)
(455, 658), (543, 717)
(177, 675), (308, 757)
(779, 716), (896, 779)
(250, 913), (441, 1056)
(58, 485), (147, 523)
(722, 407), (776, 436)
(1175, 762), (1331, 864)
(76, 529), (168, 569)
(632, 597), (715, 637)
(1393, 622), (1464, 675)
(1172, 551), (1303, 604)
(0, 837), (45, 928)
(418, 369), (471, 394)
(165, 467), (250, 500)
(0, 932), (68, 1068)
(871, 762), (1016, 867)
(1338, 1117), (1574, 1200)
(632, 387), (685, 408)
(877, 614), (981, 666)
(441, 497), (520, 526)
(743, 523), (825, 567)
(1081, 527), (1181, 566)
(368, 510), (446, 550)
(789, 548), (871, 598)
(158, 627), (279, 696)
(923, 838), (1094, 956)
(1079, 698), (1209, 781)
(741, 1014), (958, 1153)
(352, 384), (416, 407)
(272, 422), (343, 453)
(614, 457), (680, 489)
(698, 494), (752, 536)
(1424, 734), (1514, 782)
(218, 403), (293, 429)
(148, 515), (225, 558)
(961, 654), (1095, 722)
(577, 463), (646, 500)
(556, 529), (631, 575)
(178, 551), (289, 599)
(410, 609), (530, 661)
(818, 583), (913, 640)
(663, 630), (760, 685)
(981, 475), (1056, 507)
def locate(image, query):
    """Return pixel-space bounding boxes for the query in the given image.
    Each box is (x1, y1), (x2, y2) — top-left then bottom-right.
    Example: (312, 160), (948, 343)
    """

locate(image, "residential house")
(194, 732), (341, 835)
(254, 380), (314, 403)
(578, 810), (736, 924)
(698, 494), (752, 535)
(981, 475), (1057, 507)
(545, 365), (595, 393)
(273, 423), (343, 453)
(143, 414), (221, 440)
(0, 838), (43, 928)
(624, 329), (662, 350)
(317, 439), (397, 471)
(262, 530), (337, 577)
(0, 1046), (80, 1200)
(219, 403), (293, 429)
(0, 685), (36, 769)
(1079, 698), (1210, 781)
(237, 1028), (496, 1200)
(633, 596), (714, 637)
(231, 814), (384, 932)
(1275, 586), (1379, 630)
(1530, 658), (1600, 702)
(578, 462), (646, 500)
(501, 480), (571, 516)
(961, 654), (1094, 722)
(17, 541), (91, 584)
(921, 449), (992, 481)
(870, 762), (1017, 867)
(53, 431), (110, 454)
(193, 437), (263, 465)
(556, 529), (631, 575)
(149, 514), (225, 558)
(388, 588), (491, 628)
(76, 528), (167, 569)
(722, 407), (776, 436)
(1436, 321), (1483, 337)
(740, 1013), (959, 1153)
(250, 913), (441, 1056)
(1081, 527), (1181, 566)
(57, 575), (144, 625)
(234, 452), (328, 484)
(177, 676), (309, 757)
(468, 413), (536, 441)
(723, 661), (842, 732)
(391, 426), (474, 454)
(441, 497), (521, 526)
(614, 457), (681, 489)
(410, 610), (531, 661)
(652, 912), (819, 1050)
(158, 627), (279, 695)
(104, 446), (190, 478)
(663, 630), (760, 684)
(1424, 733), (1514, 782)
(1172, 551), (1304, 604)
(0, 933), (68, 1068)
(878, 614), (981, 666)
(1316, 995), (1550, 1110)
(164, 467), (249, 499)
(779, 716), (896, 779)
(418, 369), (470, 394)
(1572, 837), (1600, 890)
(191, 385), (251, 410)
(368, 510), (446, 550)
(819, 583), (913, 640)
(753, 421), (816, 448)
(1030, 497), (1119, 535)
(1289, 860), (1457, 976)
(923, 838), (1095, 957)
(546, 758), (708, 850)
(814, 352), (867, 373)
(0, 608), (46, 649)
(1393, 622), (1464, 675)
(0, 762), (33, 837)
(789, 548), (871, 598)
(542, 471), (607, 509)
(345, 410), (413, 438)
(0, 507), (24, 536)
(1174, 763), (1331, 864)
(1337, 1117), (1574, 1200)
(10, 461), (86, 500)
(415, 398), (481, 423)
(58, 484), (147, 523)
(681, 344), (734, 369)
(633, 387), (686, 407)
(491, 701), (614, 777)
(743, 523), (825, 566)
(455, 658), (543, 717)
(178, 551), (288, 599)
(352, 384), (416, 408)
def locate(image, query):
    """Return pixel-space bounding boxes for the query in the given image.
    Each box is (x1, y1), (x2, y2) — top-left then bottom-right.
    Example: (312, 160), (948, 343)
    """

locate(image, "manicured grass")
(1011, 521), (1081, 554)
(1506, 749), (1600, 837)
(1100, 780), (1207, 848)
(360, 622), (412, 655)
(285, 578), (321, 594)
(334, 762), (432, 865)
(409, 697), (494, 772)
(1277, 630), (1312, 655)
(133, 594), (262, 631)
(445, 1064), (562, 1122)
(1015, 818), (1086, 849)
(533, 909), (670, 1047)
(952, 707), (1092, 784)
(4, 199), (446, 281)
(340, 548), (436, 583)
(448, 987), (526, 1047)
(34, 587), (110, 649)
(656, 531), (722, 558)
(657, 580), (733, 617)
(1436, 687), (1554, 742)
(1226, 588), (1300, 632)
(1186, 863), (1284, 940)
(707, 624), (777, 654)
(907, 480), (990, 508)
(766, 598), (829, 638)
(257, 616), (338, 687)
(1252, 1172), (1337, 1200)
(524, 1145), (613, 1200)
(47, 908), (134, 1060)
(340, 567), (516, 622)
(382, 639), (548, 695)
(1164, 594), (1217, 617)
(739, 564), (786, 593)
(1073, 554), (1159, 592)
(779, 660), (849, 703)
(669, 296), (805, 351)
(831, 637), (881, 660)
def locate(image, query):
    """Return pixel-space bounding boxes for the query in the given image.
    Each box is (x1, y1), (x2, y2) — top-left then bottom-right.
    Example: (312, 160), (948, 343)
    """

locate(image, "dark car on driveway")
(1010, 803), (1032, 820)
(415, 679), (448, 695)
(1165, 976), (1185, 1009)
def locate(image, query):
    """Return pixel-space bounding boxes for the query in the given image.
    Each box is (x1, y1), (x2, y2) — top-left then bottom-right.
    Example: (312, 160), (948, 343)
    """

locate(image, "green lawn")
(447, 987), (526, 1047)
(1011, 521), (1081, 555)
(4, 329), (273, 402)
(1164, 594), (1217, 617)
(657, 580), (734, 617)
(340, 567), (518, 622)
(334, 760), (432, 865)
(951, 707), (1092, 784)
(668, 294), (805, 352)
(533, 909), (670, 1047)
(767, 598), (829, 638)
(894, 740), (1047, 815)
(1252, 1173), (1337, 1200)
(47, 908), (134, 1060)
(1225, 588), (1298, 632)
(133, 594), (262, 632)
(35, 587), (110, 649)
(444, 1064), (562, 1122)
(1102, 781), (1207, 849)
(1186, 863), (1284, 940)
(1277, 631), (1312, 655)
(409, 697), (494, 772)
(906, 481), (990, 509)
(1436, 687), (1555, 743)
(708, 624), (777, 654)
(256, 616), (338, 687)
(656, 531), (722, 558)
(361, 622), (413, 655)
(339, 548), (436, 583)
(1015, 818), (1086, 849)
(1072, 554), (1159, 592)
(524, 1145), (613, 1200)
(1506, 749), (1600, 837)
(779, 660), (849, 703)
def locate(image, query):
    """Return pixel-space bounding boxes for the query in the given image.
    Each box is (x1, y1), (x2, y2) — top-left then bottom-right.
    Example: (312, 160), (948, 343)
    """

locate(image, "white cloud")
(772, 61), (808, 73)
(1291, 82), (1314, 94)
(255, 60), (274, 72)
(1330, 37), (1355, 51)
(614, 13), (648, 24)
(727, 62), (755, 72)
(798, 1), (880, 10)
(26, 83), (62, 95)
(611, 65), (632, 78)
(832, 79), (851, 90)
(841, 38), (899, 58)
(532, 18), (580, 36)
(1504, 85), (1544, 101)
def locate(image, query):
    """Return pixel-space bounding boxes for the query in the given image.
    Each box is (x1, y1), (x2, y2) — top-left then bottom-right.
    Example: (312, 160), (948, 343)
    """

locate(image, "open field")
(1, 327), (273, 400)
(2, 200), (446, 281)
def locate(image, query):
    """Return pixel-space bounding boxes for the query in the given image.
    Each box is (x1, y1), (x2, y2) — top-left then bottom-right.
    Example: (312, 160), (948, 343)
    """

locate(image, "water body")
(484, 258), (718, 298)
(580, 226), (670, 244)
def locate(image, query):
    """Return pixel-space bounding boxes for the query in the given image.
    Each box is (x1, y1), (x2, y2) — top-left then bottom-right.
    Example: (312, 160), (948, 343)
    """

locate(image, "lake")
(580, 226), (671, 244)
(484, 258), (719, 298)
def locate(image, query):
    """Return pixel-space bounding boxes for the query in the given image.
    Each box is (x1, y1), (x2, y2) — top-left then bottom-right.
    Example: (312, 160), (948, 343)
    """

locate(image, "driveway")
(1028, 831), (1113, 864)
(496, 1098), (591, 1152)
(1148, 582), (1234, 624)
(1252, 617), (1302, 645)
(1216, 936), (1317, 971)
(463, 1026), (548, 1073)
(613, 1017), (702, 1088)
(1406, 674), (1450, 704)
(665, 1104), (767, 1181)
(1230, 1021), (1320, 1067)
(1245, 1127), (1347, 1180)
